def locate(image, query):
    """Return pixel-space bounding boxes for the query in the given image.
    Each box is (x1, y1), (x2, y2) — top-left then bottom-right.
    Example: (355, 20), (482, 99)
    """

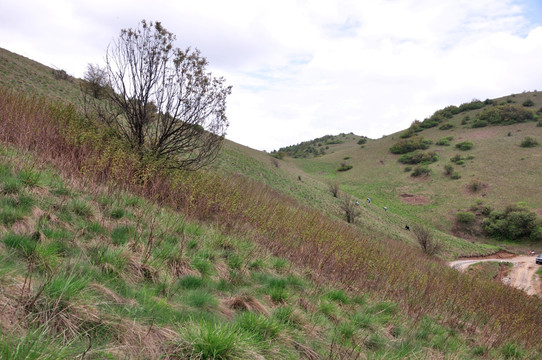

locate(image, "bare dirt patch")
(399, 193), (430, 205)
(467, 127), (503, 140)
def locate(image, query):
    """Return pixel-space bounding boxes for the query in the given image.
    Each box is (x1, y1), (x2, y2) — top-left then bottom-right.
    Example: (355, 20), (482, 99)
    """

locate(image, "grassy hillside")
(285, 94), (542, 253)
(2, 46), (542, 359)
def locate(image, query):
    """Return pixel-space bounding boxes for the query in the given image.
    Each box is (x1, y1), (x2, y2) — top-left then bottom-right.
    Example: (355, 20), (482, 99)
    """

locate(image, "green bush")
(455, 141), (473, 151)
(411, 166), (431, 177)
(456, 212), (476, 225)
(398, 150), (438, 165)
(530, 226), (542, 241)
(450, 154), (462, 163)
(439, 123), (454, 130)
(475, 104), (535, 126)
(522, 99), (535, 107)
(436, 136), (454, 146)
(390, 136), (431, 154)
(482, 205), (540, 240)
(520, 136), (538, 148)
(357, 137), (367, 145)
(471, 119), (488, 128)
(444, 164), (454, 175)
(337, 163), (353, 172)
(450, 172), (461, 179)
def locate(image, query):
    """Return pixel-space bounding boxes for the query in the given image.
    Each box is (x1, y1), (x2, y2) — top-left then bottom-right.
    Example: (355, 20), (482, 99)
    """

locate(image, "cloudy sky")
(2, 0), (542, 151)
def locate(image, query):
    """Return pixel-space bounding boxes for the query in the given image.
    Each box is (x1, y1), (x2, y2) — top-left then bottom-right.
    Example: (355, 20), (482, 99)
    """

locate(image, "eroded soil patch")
(399, 193), (430, 205)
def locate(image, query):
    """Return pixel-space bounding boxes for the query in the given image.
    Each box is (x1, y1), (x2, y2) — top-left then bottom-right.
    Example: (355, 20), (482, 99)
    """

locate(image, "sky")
(1, 0), (542, 151)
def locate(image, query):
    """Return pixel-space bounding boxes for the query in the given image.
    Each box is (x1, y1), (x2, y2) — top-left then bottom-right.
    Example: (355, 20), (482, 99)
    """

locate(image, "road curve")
(449, 255), (541, 296)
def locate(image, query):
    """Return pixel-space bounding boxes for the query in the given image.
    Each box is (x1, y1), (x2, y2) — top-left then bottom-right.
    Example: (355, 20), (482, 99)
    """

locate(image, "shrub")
(413, 224), (440, 255)
(51, 68), (71, 81)
(475, 104), (535, 126)
(444, 164), (454, 175)
(411, 166), (431, 177)
(468, 179), (485, 193)
(357, 137), (367, 145)
(439, 123), (454, 130)
(522, 99), (535, 107)
(483, 205), (539, 240)
(450, 172), (461, 179)
(337, 163), (353, 172)
(450, 154), (462, 163)
(471, 119), (488, 128)
(456, 212), (476, 225)
(530, 226), (542, 241)
(339, 193), (360, 224)
(398, 150), (438, 165)
(455, 141), (473, 151)
(389, 136), (431, 154)
(328, 181), (340, 198)
(436, 136), (454, 146)
(520, 136), (538, 148)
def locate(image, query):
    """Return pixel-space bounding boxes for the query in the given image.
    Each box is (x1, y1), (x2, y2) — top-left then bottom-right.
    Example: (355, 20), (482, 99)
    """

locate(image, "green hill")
(1, 46), (542, 359)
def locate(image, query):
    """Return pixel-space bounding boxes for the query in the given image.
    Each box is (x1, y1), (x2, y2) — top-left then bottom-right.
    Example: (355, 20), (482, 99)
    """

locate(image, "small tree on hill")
(84, 20), (232, 170)
(339, 193), (361, 224)
(413, 224), (440, 255)
(328, 181), (340, 198)
(82, 63), (109, 99)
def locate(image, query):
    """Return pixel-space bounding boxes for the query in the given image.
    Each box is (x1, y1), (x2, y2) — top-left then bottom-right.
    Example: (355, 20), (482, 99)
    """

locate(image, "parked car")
(537, 254), (542, 265)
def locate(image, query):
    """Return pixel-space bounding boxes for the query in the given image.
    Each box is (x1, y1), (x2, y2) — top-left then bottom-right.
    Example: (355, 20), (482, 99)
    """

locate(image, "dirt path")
(449, 255), (542, 297)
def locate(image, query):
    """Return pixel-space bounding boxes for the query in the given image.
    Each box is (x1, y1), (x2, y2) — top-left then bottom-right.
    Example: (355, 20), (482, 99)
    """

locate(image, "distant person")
(383, 206), (388, 212)
(405, 225), (410, 231)
(355, 200), (359, 206)
(367, 198), (371, 204)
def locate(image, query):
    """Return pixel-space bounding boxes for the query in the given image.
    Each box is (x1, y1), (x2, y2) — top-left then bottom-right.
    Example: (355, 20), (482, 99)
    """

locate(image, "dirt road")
(449, 255), (541, 296)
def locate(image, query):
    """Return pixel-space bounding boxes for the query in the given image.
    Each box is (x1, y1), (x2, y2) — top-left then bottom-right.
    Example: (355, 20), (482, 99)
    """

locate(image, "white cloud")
(1, 0), (541, 151)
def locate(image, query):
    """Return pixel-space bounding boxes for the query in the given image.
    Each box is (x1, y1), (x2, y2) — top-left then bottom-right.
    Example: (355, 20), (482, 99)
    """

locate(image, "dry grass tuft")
(89, 282), (136, 306)
(224, 294), (270, 316)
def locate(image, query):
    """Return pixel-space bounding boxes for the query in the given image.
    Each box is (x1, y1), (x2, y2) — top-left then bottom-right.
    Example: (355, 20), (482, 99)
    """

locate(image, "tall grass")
(1, 86), (542, 351)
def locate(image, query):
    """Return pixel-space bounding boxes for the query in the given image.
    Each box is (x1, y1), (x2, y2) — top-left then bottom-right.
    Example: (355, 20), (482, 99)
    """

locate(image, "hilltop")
(1, 46), (542, 359)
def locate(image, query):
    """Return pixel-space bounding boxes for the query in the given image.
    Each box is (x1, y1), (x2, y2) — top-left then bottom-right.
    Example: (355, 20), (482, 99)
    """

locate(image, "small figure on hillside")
(405, 225), (410, 231)
(355, 200), (360, 206)
(529, 250), (535, 256)
(383, 206), (388, 212)
(367, 198), (371, 204)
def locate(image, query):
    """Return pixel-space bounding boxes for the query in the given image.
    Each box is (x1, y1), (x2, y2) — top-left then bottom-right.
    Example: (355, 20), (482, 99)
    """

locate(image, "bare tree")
(328, 181), (340, 198)
(339, 193), (361, 224)
(84, 20), (232, 170)
(413, 224), (441, 255)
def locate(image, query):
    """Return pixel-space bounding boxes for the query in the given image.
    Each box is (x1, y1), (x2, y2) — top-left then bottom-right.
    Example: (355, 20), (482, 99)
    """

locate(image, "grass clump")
(520, 136), (538, 148)
(176, 321), (253, 359)
(110, 224), (134, 245)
